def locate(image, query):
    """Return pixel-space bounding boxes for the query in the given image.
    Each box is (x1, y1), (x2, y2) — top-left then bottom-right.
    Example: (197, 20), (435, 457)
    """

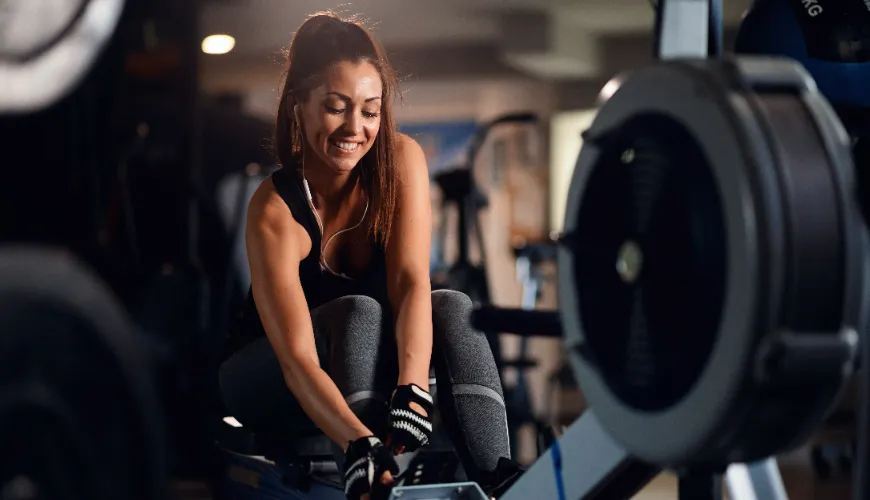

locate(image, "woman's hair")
(275, 11), (400, 246)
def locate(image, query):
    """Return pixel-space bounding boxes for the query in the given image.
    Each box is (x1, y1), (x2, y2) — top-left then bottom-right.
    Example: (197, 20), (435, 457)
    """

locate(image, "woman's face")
(298, 60), (383, 175)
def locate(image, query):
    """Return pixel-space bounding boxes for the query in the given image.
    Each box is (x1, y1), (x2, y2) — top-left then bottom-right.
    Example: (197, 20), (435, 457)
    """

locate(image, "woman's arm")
(246, 179), (371, 450)
(385, 135), (434, 392)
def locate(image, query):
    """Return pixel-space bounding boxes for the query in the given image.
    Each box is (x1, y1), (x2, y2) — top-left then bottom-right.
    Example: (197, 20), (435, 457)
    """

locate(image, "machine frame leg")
(500, 411), (658, 500)
(725, 458), (788, 500)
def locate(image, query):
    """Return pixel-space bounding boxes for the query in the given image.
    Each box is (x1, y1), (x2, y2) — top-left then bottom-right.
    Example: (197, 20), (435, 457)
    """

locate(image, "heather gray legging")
(218, 289), (511, 482)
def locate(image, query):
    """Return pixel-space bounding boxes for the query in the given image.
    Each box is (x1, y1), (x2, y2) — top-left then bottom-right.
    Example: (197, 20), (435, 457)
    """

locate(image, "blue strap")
(550, 439), (566, 500)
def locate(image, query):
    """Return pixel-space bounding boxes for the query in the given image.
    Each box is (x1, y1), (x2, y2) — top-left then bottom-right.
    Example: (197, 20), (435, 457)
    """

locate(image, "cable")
(300, 154), (369, 279)
(550, 438), (566, 500)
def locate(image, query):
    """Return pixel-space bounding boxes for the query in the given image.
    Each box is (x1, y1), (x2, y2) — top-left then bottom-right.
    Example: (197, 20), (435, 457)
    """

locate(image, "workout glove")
(343, 436), (399, 500)
(387, 383), (434, 454)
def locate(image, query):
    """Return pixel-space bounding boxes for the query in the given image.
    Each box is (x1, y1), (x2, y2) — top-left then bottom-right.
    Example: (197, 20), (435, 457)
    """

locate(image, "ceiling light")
(202, 34), (235, 55)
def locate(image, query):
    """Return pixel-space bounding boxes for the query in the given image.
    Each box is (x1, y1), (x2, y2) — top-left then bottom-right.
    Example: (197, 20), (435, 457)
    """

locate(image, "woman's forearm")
(281, 357), (373, 450)
(394, 285), (434, 391)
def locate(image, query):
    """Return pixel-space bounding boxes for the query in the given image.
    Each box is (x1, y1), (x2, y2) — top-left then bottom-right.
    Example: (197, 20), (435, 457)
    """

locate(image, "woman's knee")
(431, 289), (483, 345)
(431, 289), (474, 329)
(316, 294), (383, 325)
(314, 295), (395, 394)
(313, 295), (385, 348)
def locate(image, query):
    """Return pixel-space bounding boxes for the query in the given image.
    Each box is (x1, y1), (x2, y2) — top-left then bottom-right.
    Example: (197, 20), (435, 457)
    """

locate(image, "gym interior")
(2, 0), (869, 499)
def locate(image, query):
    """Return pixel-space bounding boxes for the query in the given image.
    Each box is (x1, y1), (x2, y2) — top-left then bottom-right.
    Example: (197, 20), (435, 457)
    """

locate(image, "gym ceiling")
(199, 0), (752, 93)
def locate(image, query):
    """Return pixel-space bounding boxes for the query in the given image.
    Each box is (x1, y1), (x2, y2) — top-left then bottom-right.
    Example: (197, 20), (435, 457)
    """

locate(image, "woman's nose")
(345, 111), (364, 135)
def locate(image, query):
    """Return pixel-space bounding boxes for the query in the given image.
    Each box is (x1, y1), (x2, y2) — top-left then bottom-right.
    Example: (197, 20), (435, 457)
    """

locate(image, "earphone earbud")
(303, 178), (313, 201)
(293, 104), (313, 202)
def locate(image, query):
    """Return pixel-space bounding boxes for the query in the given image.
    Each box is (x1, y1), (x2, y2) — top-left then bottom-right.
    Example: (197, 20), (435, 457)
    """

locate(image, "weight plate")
(559, 57), (866, 467)
(0, 0), (125, 114)
(0, 246), (167, 500)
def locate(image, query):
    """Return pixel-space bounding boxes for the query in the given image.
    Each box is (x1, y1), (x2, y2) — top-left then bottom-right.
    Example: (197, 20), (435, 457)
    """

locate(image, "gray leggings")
(218, 289), (511, 481)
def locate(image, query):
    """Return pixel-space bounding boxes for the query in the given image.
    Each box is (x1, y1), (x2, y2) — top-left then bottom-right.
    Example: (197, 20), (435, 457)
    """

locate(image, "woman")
(218, 11), (521, 500)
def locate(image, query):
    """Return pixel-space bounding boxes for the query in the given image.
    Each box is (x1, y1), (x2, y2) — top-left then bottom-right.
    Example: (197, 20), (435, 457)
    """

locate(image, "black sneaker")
(482, 457), (527, 498)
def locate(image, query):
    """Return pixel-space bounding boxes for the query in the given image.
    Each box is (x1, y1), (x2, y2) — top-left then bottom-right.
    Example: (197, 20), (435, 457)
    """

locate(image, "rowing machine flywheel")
(559, 57), (869, 467)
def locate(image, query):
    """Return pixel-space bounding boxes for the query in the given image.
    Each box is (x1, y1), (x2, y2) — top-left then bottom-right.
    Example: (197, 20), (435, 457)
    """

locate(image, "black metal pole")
(457, 194), (470, 265)
(653, 0), (665, 59)
(708, 0), (723, 57)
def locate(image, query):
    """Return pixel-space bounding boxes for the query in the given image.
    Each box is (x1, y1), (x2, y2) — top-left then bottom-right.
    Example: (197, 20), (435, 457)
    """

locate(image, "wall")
(549, 109), (598, 234)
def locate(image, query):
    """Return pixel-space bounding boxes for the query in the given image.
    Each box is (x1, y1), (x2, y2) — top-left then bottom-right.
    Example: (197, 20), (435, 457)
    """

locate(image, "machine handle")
(472, 307), (562, 338)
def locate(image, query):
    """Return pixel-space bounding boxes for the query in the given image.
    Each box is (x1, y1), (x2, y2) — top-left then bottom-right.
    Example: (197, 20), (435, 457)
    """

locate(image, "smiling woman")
(218, 11), (521, 500)
(274, 13), (400, 246)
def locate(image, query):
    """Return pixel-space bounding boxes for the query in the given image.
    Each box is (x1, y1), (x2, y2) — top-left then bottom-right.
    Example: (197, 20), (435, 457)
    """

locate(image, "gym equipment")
(560, 50), (861, 483)
(0, 0), (125, 113)
(504, 241), (559, 457)
(477, 0), (870, 499)
(383, 449), (487, 500)
(215, 417), (345, 499)
(0, 246), (167, 500)
(215, 366), (443, 499)
(431, 112), (539, 370)
(432, 113), (552, 460)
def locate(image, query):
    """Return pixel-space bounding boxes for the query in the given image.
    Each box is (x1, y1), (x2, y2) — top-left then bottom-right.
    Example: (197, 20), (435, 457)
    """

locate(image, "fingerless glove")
(387, 383), (434, 453)
(343, 436), (399, 500)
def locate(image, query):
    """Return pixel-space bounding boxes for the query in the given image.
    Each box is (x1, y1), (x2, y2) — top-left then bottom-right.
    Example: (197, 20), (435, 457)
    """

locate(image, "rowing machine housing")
(558, 56), (869, 468)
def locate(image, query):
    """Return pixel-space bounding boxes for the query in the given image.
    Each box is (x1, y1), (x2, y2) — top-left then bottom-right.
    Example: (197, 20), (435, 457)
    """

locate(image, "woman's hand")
(344, 436), (399, 500)
(387, 383), (434, 455)
(360, 471), (394, 500)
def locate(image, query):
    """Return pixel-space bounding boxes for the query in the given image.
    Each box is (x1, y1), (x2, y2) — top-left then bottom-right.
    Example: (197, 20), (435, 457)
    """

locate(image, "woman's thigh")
(219, 294), (398, 436)
(313, 295), (398, 399)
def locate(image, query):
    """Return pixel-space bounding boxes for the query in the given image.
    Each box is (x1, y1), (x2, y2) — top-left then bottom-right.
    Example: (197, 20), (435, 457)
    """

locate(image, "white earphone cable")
(301, 154), (368, 279)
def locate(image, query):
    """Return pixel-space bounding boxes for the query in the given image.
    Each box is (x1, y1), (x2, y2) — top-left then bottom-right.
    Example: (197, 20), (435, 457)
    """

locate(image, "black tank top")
(225, 166), (389, 357)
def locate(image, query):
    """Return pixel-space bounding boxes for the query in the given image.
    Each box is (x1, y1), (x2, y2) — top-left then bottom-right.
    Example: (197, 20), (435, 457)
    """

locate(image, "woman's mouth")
(330, 141), (360, 154)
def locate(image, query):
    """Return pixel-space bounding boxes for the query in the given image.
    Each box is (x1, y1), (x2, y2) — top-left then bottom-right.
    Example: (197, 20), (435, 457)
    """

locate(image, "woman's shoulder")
(396, 132), (423, 155)
(395, 133), (427, 174)
(248, 177), (283, 224)
(247, 176), (297, 233)
(246, 176), (312, 257)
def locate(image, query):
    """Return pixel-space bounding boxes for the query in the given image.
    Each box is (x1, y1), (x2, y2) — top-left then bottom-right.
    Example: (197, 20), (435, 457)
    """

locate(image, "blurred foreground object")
(0, 0), (125, 113)
(0, 246), (167, 500)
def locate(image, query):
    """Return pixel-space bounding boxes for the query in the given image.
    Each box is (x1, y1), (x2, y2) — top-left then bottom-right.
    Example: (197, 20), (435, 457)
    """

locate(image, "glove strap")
(390, 384), (435, 446)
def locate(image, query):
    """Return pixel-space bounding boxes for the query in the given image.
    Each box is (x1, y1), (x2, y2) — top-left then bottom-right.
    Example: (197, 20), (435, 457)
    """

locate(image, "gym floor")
(169, 446), (851, 499)
(635, 448), (851, 500)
